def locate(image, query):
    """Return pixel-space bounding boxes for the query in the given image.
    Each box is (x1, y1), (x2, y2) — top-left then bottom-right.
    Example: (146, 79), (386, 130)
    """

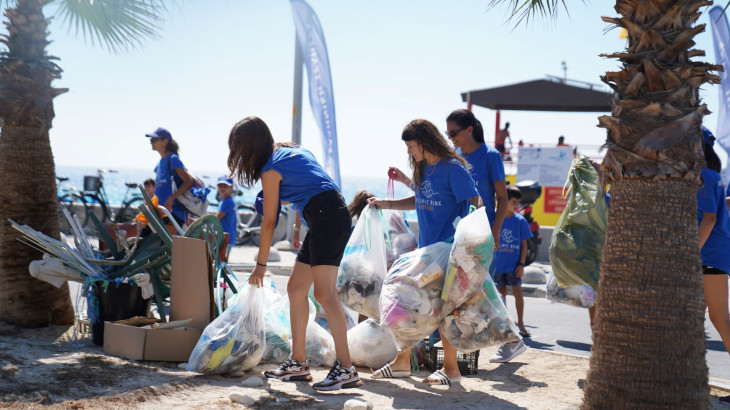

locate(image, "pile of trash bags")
(548, 156), (607, 308)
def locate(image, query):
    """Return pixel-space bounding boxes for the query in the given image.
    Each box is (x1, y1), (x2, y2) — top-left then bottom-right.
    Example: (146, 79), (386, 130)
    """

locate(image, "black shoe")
(263, 357), (312, 381)
(720, 395), (730, 406)
(312, 360), (363, 391)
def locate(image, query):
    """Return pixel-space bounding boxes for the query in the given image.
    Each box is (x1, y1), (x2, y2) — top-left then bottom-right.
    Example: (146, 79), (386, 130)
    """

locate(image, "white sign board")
(516, 146), (574, 187)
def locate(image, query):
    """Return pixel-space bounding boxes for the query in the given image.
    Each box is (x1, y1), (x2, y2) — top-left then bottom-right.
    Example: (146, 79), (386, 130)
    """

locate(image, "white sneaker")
(489, 340), (527, 363)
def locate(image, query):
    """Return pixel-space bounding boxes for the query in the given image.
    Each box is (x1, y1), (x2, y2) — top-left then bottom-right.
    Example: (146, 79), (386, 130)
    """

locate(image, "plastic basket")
(84, 175), (101, 192)
(423, 337), (479, 375)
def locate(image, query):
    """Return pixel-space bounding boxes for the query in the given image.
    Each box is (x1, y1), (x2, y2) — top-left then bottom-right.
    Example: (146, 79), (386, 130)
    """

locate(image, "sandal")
(371, 363), (411, 379)
(422, 369), (460, 386)
(519, 329), (531, 338)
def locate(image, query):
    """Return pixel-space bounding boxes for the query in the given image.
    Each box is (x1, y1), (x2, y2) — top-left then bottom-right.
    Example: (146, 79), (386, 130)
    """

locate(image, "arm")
(216, 211), (226, 220)
(698, 211), (716, 249)
(492, 180), (508, 249)
(469, 195), (482, 209)
(367, 194), (416, 211)
(516, 239), (527, 277)
(292, 212), (302, 250)
(248, 169), (283, 287)
(165, 167), (195, 210)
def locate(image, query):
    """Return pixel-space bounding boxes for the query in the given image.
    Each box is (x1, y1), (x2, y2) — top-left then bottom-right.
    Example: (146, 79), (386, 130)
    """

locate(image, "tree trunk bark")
(0, 126), (74, 326)
(582, 179), (709, 408)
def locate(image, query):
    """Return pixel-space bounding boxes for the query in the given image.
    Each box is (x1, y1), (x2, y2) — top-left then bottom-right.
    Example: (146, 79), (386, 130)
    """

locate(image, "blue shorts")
(494, 271), (522, 287)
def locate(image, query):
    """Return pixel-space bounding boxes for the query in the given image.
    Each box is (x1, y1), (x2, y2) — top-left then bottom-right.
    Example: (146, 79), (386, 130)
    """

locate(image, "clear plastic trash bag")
(440, 278), (521, 353)
(337, 207), (389, 320)
(306, 319), (336, 367)
(384, 210), (418, 269)
(187, 284), (266, 374)
(549, 156), (607, 290)
(347, 319), (398, 370)
(379, 242), (451, 351)
(546, 273), (595, 308)
(260, 286), (292, 364)
(441, 207), (495, 314)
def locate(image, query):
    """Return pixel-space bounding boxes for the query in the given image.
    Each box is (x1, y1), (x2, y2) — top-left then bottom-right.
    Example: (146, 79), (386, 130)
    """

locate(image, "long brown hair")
(228, 117), (298, 187)
(401, 119), (470, 189)
(348, 189), (375, 218)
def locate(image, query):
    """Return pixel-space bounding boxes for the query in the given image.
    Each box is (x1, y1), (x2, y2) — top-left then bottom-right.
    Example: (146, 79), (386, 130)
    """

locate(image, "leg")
(704, 274), (730, 354)
(287, 261), (314, 362)
(434, 327), (461, 381)
(312, 264), (353, 367)
(513, 285), (527, 333)
(498, 286), (508, 301)
(372, 349), (412, 377)
(588, 306), (596, 330)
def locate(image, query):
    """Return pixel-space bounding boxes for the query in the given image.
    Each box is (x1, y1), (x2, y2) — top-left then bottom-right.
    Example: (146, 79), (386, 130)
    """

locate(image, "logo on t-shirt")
(501, 229), (518, 244)
(420, 180), (439, 198)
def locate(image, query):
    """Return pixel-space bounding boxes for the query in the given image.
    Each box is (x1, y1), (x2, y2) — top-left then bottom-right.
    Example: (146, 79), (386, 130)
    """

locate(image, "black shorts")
(703, 266), (728, 275)
(297, 190), (352, 267)
(496, 144), (506, 153)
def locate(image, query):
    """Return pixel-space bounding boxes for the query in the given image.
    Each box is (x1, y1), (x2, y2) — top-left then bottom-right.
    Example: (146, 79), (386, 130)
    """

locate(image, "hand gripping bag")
(187, 284), (265, 374)
(337, 207), (389, 320)
(347, 319), (398, 370)
(440, 278), (521, 353)
(549, 156), (607, 291)
(440, 207), (495, 314)
(379, 242), (451, 351)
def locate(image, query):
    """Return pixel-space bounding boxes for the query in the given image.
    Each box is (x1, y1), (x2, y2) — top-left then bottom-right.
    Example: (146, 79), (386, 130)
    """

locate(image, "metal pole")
(286, 35), (305, 246)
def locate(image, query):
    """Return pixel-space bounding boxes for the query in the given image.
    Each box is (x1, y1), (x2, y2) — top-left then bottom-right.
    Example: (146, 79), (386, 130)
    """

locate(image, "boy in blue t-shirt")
(494, 185), (532, 338)
(216, 176), (237, 261)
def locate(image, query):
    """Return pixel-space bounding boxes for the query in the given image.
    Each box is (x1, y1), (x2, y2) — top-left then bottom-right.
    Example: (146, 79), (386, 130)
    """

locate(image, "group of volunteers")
(140, 111), (730, 393)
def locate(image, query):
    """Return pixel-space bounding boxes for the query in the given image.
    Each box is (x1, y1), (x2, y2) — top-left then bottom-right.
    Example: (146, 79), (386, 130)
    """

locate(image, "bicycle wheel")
(58, 194), (89, 234)
(116, 196), (144, 223)
(237, 204), (260, 246)
(83, 193), (112, 225)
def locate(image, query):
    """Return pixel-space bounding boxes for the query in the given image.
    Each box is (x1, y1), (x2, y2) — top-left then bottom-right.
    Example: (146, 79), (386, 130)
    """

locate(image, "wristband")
(517, 262), (524, 267)
(256, 262), (267, 267)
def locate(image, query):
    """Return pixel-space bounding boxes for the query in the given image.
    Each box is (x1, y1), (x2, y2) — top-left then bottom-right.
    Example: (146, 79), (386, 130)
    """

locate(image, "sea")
(56, 165), (417, 220)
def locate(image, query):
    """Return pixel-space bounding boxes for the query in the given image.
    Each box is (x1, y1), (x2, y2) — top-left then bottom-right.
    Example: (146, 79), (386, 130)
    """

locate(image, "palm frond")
(488, 0), (577, 26)
(53, 0), (173, 53)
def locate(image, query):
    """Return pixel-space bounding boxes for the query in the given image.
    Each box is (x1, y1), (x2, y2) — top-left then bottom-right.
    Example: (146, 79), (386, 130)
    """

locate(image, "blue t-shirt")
(494, 213), (531, 273)
(697, 167), (730, 274)
(218, 196), (237, 245)
(154, 154), (187, 222)
(416, 159), (478, 247)
(261, 146), (339, 211)
(457, 144), (505, 225)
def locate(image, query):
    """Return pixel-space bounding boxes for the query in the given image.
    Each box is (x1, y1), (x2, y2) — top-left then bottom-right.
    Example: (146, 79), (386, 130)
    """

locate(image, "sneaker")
(264, 357), (312, 381)
(312, 360), (363, 391)
(489, 340), (527, 363)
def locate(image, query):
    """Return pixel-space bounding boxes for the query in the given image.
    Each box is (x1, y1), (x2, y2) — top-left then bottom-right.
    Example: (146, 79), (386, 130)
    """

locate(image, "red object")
(543, 187), (569, 213)
(495, 110), (501, 144)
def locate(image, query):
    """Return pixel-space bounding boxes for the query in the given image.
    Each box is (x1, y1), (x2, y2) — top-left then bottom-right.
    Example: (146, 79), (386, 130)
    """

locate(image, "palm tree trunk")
(582, 0), (717, 407)
(0, 0), (73, 326)
(583, 179), (709, 408)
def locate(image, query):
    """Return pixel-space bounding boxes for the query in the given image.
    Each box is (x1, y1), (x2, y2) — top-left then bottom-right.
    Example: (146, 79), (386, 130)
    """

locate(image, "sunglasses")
(444, 128), (465, 138)
(149, 137), (161, 143)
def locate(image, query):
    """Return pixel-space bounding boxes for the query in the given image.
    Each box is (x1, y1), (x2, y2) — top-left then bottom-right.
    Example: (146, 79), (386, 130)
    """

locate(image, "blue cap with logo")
(217, 175), (234, 186)
(145, 127), (172, 141)
(255, 190), (281, 226)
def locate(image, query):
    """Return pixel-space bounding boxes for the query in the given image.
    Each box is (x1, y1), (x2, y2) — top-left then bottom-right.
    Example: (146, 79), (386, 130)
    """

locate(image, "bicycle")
(57, 176), (87, 234)
(115, 183), (146, 223)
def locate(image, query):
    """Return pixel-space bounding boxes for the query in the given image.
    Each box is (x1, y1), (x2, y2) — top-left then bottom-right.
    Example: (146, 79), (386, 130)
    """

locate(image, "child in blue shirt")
(494, 185), (532, 338)
(215, 176), (237, 261)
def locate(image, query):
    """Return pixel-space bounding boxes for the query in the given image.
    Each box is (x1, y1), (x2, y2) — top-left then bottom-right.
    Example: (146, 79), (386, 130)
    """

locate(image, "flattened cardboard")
(170, 236), (214, 329)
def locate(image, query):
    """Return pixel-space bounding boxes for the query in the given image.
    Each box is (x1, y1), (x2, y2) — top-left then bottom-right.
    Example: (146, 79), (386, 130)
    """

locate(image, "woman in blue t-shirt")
(227, 116), (361, 392)
(146, 127), (194, 229)
(697, 127), (730, 355)
(369, 119), (480, 386)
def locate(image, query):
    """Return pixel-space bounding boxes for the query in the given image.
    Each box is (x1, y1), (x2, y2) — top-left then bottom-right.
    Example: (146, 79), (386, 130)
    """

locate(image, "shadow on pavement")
(555, 340), (592, 353)
(706, 340), (728, 353)
(522, 338), (554, 350)
(482, 362), (548, 393)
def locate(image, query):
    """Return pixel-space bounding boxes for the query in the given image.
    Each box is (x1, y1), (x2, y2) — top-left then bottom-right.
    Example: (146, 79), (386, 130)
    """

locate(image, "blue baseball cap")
(255, 190), (281, 226)
(145, 127), (172, 141)
(702, 126), (715, 147)
(217, 175), (234, 186)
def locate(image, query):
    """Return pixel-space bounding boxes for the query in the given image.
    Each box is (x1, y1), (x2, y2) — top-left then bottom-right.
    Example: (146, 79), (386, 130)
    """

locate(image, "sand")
(1, 322), (728, 409)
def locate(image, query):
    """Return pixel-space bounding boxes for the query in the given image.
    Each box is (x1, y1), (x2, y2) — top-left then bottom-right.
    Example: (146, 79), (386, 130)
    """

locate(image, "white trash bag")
(347, 319), (397, 370)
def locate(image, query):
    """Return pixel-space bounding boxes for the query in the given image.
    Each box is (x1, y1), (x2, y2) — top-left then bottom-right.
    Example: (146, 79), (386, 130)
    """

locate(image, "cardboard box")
(103, 320), (202, 362)
(103, 237), (214, 361)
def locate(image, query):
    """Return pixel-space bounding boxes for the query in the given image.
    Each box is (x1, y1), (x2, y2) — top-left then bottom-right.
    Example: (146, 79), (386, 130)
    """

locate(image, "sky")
(42, 0), (728, 178)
